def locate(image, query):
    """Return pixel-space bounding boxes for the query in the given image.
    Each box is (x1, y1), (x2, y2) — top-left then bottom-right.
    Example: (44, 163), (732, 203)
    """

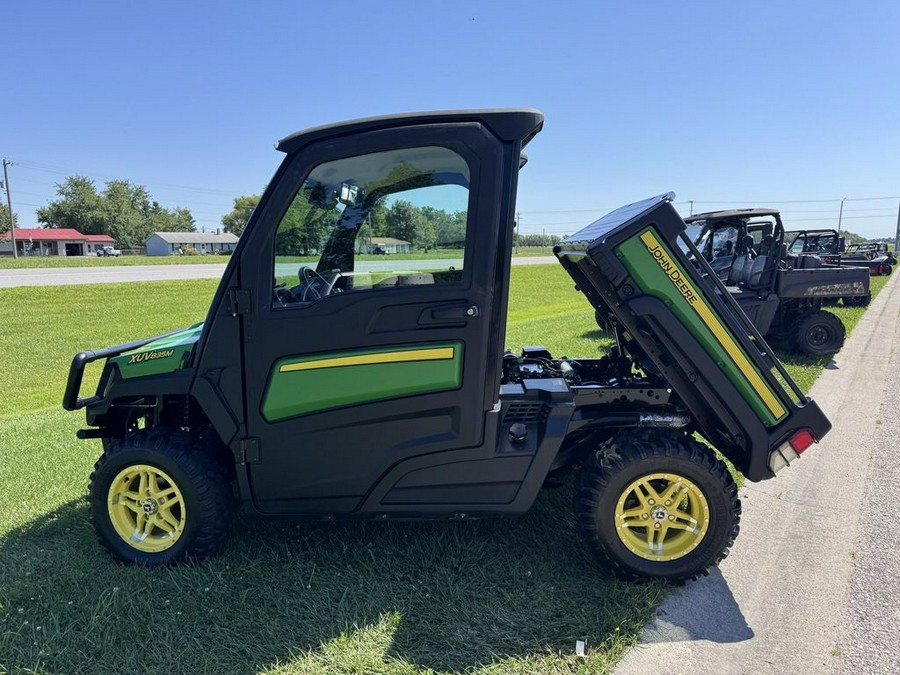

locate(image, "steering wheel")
(299, 266), (341, 302)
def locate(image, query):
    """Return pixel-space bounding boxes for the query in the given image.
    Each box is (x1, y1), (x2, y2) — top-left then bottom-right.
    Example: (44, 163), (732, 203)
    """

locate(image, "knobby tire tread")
(89, 427), (234, 565)
(574, 429), (741, 583)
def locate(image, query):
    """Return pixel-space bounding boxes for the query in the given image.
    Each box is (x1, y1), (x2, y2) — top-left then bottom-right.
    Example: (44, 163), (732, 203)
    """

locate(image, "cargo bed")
(555, 193), (831, 481)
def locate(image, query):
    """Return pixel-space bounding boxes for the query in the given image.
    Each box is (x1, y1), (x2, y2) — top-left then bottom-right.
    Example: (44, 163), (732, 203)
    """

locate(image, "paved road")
(841, 343), (900, 674)
(616, 273), (900, 675)
(0, 257), (557, 288)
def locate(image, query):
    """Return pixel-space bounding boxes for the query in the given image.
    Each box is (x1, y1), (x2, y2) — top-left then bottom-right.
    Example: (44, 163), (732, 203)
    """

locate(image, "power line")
(14, 160), (244, 195)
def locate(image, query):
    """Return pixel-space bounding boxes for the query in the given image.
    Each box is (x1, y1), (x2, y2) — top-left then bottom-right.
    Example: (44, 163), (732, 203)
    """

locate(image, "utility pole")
(515, 211), (520, 254)
(894, 198), (900, 253)
(689, 200), (694, 216)
(2, 159), (17, 259)
(836, 197), (846, 239)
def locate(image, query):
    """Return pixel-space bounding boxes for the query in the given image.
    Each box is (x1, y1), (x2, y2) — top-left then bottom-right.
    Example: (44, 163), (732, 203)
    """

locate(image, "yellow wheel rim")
(614, 472), (710, 562)
(107, 464), (186, 553)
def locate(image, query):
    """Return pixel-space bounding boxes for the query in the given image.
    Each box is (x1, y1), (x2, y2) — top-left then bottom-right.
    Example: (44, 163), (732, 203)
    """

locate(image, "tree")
(221, 195), (260, 237)
(385, 200), (423, 247)
(840, 230), (866, 245)
(0, 205), (17, 233)
(36, 175), (104, 233)
(423, 207), (466, 248)
(148, 204), (195, 234)
(101, 180), (150, 248)
(36, 175), (196, 248)
(274, 185), (337, 256)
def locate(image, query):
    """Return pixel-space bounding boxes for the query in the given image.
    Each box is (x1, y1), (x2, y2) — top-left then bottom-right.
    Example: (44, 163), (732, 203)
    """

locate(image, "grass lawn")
(0, 269), (887, 674)
(0, 248), (554, 270)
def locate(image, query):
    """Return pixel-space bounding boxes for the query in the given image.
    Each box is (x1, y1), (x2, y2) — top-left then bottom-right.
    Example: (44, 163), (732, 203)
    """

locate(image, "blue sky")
(4, 1), (898, 238)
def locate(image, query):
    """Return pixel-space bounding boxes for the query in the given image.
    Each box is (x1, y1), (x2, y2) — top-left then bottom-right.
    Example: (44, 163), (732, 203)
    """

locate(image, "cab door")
(232, 112), (541, 514)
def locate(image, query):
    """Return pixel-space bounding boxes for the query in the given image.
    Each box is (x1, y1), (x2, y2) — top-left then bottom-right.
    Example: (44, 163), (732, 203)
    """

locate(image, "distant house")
(146, 231), (239, 256)
(367, 237), (411, 254)
(0, 228), (115, 257)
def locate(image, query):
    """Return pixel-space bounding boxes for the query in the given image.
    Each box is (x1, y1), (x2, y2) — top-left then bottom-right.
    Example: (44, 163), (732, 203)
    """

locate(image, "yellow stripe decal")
(279, 347), (456, 373)
(639, 231), (786, 419)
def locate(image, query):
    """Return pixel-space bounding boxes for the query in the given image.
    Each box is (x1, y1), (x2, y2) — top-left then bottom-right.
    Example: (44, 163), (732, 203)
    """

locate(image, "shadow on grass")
(0, 486), (668, 674)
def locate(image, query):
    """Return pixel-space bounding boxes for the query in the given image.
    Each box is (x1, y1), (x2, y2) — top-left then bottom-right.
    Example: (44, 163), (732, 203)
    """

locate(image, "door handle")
(423, 304), (480, 324)
(432, 305), (479, 320)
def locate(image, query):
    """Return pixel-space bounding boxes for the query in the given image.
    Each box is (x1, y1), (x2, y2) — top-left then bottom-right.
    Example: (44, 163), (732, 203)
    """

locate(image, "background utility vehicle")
(842, 241), (895, 275)
(64, 110), (830, 582)
(786, 229), (893, 276)
(96, 245), (121, 257)
(687, 209), (870, 355)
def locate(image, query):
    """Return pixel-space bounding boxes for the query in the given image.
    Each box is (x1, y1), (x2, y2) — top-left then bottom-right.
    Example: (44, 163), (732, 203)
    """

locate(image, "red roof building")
(1, 228), (116, 256)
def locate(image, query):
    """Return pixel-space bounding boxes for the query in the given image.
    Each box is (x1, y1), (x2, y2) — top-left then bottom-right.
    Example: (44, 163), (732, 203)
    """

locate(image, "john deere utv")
(64, 110), (830, 582)
(687, 209), (870, 355)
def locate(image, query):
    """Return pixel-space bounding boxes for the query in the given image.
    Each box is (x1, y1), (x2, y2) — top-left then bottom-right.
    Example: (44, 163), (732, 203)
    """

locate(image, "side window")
(272, 146), (470, 307)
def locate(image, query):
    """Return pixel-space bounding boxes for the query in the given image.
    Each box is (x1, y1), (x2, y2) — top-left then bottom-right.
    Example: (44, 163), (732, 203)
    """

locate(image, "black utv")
(687, 209), (870, 355)
(841, 241), (895, 275)
(64, 110), (830, 583)
(786, 229), (893, 277)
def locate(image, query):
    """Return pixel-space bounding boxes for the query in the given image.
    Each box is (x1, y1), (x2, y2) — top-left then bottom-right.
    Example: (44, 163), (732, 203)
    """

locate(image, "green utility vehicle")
(64, 110), (830, 582)
(687, 209), (870, 354)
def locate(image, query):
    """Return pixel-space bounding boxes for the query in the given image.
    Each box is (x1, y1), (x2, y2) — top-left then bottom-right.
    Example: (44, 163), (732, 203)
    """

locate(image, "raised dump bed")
(555, 193), (831, 482)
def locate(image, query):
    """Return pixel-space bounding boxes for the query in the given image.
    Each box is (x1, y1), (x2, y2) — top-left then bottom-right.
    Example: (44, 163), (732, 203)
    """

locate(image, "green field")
(0, 269), (887, 674)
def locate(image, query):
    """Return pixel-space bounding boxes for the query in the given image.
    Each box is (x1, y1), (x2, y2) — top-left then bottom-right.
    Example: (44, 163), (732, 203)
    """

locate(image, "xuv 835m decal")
(616, 229), (787, 426)
(261, 342), (463, 421)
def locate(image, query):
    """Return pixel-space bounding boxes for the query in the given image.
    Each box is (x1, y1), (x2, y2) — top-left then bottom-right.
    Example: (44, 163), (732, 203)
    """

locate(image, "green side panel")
(262, 342), (464, 421)
(615, 230), (785, 426)
(109, 323), (203, 380)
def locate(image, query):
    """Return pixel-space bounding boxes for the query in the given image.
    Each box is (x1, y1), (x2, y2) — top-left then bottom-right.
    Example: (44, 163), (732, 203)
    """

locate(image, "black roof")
(784, 228), (838, 236)
(685, 208), (781, 223)
(276, 109), (544, 154)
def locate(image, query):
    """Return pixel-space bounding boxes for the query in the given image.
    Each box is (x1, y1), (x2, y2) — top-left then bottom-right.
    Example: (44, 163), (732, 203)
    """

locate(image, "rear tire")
(842, 293), (871, 308)
(882, 263), (892, 276)
(89, 428), (234, 566)
(574, 430), (740, 583)
(790, 310), (845, 356)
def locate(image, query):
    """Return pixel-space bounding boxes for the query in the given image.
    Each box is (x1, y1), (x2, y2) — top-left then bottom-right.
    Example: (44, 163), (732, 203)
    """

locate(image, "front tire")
(89, 428), (234, 566)
(574, 430), (740, 583)
(790, 310), (845, 356)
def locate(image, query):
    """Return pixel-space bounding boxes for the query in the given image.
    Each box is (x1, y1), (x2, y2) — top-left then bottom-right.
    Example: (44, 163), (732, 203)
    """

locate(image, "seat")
(745, 255), (770, 288)
(728, 254), (750, 285)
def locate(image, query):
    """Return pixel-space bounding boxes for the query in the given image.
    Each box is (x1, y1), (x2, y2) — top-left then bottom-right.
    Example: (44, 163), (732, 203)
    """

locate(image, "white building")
(146, 231), (239, 256)
(367, 237), (411, 254)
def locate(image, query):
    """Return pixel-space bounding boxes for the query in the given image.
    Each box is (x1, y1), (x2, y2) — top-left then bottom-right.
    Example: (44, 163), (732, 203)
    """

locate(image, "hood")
(109, 323), (204, 379)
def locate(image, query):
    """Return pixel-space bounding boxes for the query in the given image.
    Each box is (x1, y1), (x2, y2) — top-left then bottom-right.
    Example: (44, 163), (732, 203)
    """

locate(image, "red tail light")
(789, 429), (816, 454)
(769, 428), (817, 474)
